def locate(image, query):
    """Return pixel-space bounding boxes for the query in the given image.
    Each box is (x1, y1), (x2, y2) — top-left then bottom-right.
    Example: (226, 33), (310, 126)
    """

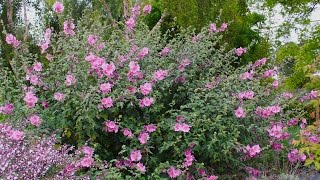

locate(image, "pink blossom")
(262, 69), (276, 78)
(137, 47), (149, 59)
(143, 5), (152, 14)
(139, 97), (154, 107)
(46, 54), (54, 61)
(245, 167), (260, 177)
(82, 146), (94, 156)
(123, 128), (134, 138)
(80, 157), (94, 167)
(252, 58), (267, 69)
(64, 20), (75, 36)
(126, 18), (136, 30)
(129, 61), (140, 74)
(144, 124), (157, 132)
(271, 142), (283, 151)
(236, 47), (246, 56)
(219, 23), (228, 32)
(243, 144), (261, 158)
(52, 1), (64, 14)
(282, 92), (293, 99)
(101, 97), (113, 109)
(0, 103), (14, 115)
(136, 162), (146, 173)
(153, 69), (168, 81)
(209, 23), (217, 33)
(272, 80), (279, 88)
(309, 136), (319, 143)
(96, 42), (105, 52)
(127, 86), (137, 94)
(178, 58), (191, 71)
(100, 83), (113, 94)
(183, 149), (195, 167)
(54, 92), (65, 102)
(240, 71), (254, 80)
(104, 120), (119, 133)
(65, 74), (77, 86)
(207, 175), (218, 180)
(130, 150), (142, 162)
(167, 166), (181, 178)
(299, 153), (307, 161)
(174, 123), (191, 133)
(238, 91), (254, 100)
(29, 114), (41, 127)
(288, 149), (299, 163)
(235, 107), (246, 118)
(267, 124), (283, 139)
(159, 47), (171, 56)
(24, 91), (38, 108)
(140, 83), (152, 95)
(138, 132), (150, 144)
(131, 5), (141, 18)
(33, 62), (43, 72)
(44, 28), (52, 41)
(255, 105), (281, 118)
(5, 34), (20, 48)
(87, 35), (99, 46)
(102, 62), (116, 77)
(8, 130), (24, 141)
(40, 42), (49, 54)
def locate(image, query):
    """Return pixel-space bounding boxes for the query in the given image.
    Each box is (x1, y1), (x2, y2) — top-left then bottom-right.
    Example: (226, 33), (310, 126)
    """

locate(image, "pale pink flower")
(235, 107), (246, 118)
(144, 124), (157, 132)
(153, 69), (168, 81)
(174, 123), (191, 133)
(209, 23), (217, 33)
(159, 47), (171, 56)
(244, 144), (261, 158)
(138, 132), (150, 144)
(46, 54), (54, 61)
(82, 146), (94, 156)
(282, 92), (293, 99)
(167, 166), (181, 178)
(143, 5), (152, 14)
(129, 61), (140, 74)
(101, 97), (113, 109)
(54, 92), (65, 102)
(44, 28), (52, 41)
(24, 91), (38, 108)
(131, 5), (141, 18)
(136, 162), (146, 173)
(178, 58), (191, 71)
(219, 23), (228, 32)
(139, 97), (154, 107)
(252, 58), (267, 69)
(53, 1), (64, 14)
(238, 91), (254, 100)
(64, 20), (75, 36)
(140, 83), (152, 95)
(80, 157), (94, 167)
(0, 103), (14, 115)
(272, 80), (279, 88)
(262, 69), (276, 78)
(126, 18), (136, 30)
(29, 114), (41, 127)
(267, 124), (283, 139)
(102, 62), (116, 77)
(40, 42), (49, 54)
(5, 34), (20, 48)
(100, 83), (113, 94)
(104, 120), (119, 133)
(127, 86), (137, 94)
(130, 150), (142, 162)
(240, 71), (254, 80)
(137, 47), (149, 59)
(33, 62), (43, 72)
(123, 128), (133, 138)
(65, 74), (77, 86)
(288, 149), (299, 163)
(207, 175), (218, 180)
(8, 130), (24, 141)
(236, 47), (246, 56)
(299, 153), (307, 161)
(87, 34), (99, 46)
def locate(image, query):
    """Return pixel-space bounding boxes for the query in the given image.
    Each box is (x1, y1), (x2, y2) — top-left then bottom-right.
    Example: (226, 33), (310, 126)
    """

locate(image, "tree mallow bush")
(0, 2), (318, 179)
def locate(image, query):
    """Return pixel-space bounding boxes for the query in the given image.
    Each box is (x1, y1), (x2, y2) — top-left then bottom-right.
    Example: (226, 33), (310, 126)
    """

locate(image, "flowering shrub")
(0, 2), (317, 178)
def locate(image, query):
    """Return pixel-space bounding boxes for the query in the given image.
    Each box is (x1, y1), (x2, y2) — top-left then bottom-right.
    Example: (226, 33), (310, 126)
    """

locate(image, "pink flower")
(282, 92), (293, 99)
(127, 86), (137, 94)
(139, 97), (154, 107)
(5, 34), (20, 48)
(87, 35), (99, 46)
(29, 114), (41, 127)
(159, 47), (171, 56)
(219, 23), (228, 32)
(8, 130), (24, 141)
(54, 92), (65, 102)
(123, 128), (134, 138)
(138, 132), (150, 144)
(40, 42), (49, 54)
(153, 69), (168, 81)
(0, 103), (14, 115)
(174, 123), (191, 133)
(101, 97), (113, 109)
(136, 162), (146, 173)
(131, 5), (141, 18)
(272, 80), (279, 88)
(143, 5), (152, 14)
(64, 20), (75, 36)
(144, 124), (157, 132)
(245, 167), (260, 177)
(240, 71), (254, 80)
(288, 149), (299, 163)
(235, 47), (246, 56)
(130, 150), (142, 162)
(53, 1), (64, 14)
(65, 74), (77, 86)
(137, 47), (149, 59)
(100, 83), (113, 94)
(209, 23), (217, 33)
(243, 144), (261, 158)
(24, 91), (38, 108)
(178, 58), (191, 71)
(44, 28), (52, 41)
(207, 175), (218, 180)
(299, 153), (307, 161)
(262, 69), (276, 78)
(235, 107), (246, 118)
(183, 149), (195, 167)
(140, 83), (152, 95)
(80, 157), (94, 168)
(82, 146), (94, 156)
(126, 18), (136, 30)
(252, 58), (267, 69)
(33, 62), (43, 72)
(104, 120), (119, 133)
(129, 61), (140, 74)
(167, 166), (181, 178)
(238, 91), (254, 100)
(102, 62), (116, 77)
(267, 124), (283, 139)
